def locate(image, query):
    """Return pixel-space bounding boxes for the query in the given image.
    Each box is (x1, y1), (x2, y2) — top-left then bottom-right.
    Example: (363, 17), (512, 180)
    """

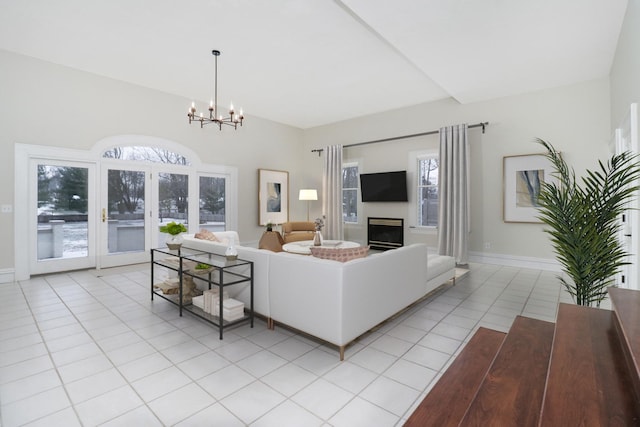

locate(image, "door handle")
(102, 208), (106, 223)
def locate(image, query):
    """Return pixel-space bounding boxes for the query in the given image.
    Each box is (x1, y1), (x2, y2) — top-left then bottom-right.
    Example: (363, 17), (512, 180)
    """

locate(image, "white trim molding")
(469, 251), (561, 272)
(0, 268), (15, 284)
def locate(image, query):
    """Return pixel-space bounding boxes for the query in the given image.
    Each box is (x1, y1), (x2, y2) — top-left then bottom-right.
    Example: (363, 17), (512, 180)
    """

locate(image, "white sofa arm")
(269, 252), (344, 344)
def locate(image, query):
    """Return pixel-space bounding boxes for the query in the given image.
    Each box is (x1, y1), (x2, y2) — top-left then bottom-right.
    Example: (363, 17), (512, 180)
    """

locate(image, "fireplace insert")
(367, 217), (404, 250)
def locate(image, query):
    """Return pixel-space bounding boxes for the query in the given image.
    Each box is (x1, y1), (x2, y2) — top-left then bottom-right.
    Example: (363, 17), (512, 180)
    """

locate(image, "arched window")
(102, 146), (191, 165)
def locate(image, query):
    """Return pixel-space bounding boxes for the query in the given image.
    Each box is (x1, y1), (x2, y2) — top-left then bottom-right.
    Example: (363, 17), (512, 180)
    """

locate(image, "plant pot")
(166, 233), (184, 250)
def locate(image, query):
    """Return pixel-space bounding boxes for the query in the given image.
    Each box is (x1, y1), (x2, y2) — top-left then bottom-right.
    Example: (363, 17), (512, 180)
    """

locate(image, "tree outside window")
(418, 157), (438, 227)
(342, 164), (359, 223)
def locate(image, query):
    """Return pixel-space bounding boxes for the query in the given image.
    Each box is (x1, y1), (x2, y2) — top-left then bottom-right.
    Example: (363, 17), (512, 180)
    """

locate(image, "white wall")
(303, 78), (611, 265)
(0, 50), (305, 272)
(611, 0), (640, 127)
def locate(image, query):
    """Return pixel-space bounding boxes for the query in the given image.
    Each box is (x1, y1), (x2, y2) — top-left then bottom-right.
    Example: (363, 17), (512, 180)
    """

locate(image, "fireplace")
(367, 217), (404, 251)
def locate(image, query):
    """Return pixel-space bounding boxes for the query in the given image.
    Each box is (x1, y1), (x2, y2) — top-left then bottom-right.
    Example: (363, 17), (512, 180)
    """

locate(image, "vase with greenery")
(536, 138), (640, 306)
(266, 222), (274, 232)
(160, 221), (187, 250)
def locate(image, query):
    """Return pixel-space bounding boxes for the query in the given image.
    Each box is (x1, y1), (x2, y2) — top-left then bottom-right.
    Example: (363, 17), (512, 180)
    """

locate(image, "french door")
(99, 163), (152, 268)
(30, 159), (97, 275)
(18, 139), (237, 280)
(99, 164), (192, 268)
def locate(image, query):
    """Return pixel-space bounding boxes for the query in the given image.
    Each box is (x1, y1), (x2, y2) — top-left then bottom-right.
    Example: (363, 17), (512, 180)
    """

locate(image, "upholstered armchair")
(281, 221), (316, 243)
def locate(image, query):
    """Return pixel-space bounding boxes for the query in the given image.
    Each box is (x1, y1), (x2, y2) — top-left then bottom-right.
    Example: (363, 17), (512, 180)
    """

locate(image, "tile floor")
(0, 262), (597, 426)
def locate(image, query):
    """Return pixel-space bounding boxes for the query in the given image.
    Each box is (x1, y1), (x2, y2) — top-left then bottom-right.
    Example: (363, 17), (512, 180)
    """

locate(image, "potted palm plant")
(536, 139), (640, 306)
(160, 221), (187, 250)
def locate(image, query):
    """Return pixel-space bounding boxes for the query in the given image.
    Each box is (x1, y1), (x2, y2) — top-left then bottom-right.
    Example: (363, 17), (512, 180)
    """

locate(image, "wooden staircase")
(405, 287), (640, 426)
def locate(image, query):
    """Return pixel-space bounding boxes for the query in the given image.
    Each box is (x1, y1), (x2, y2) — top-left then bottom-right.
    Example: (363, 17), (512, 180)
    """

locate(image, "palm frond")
(535, 139), (640, 306)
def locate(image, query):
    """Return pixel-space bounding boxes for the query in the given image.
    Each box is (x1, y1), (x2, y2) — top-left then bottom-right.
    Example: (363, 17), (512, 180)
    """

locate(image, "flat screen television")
(359, 170), (408, 202)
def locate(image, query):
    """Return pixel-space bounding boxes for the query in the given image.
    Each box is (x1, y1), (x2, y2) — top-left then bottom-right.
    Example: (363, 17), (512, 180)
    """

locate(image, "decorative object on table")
(313, 217), (324, 246)
(266, 221), (274, 232)
(187, 49), (244, 130)
(160, 221), (187, 250)
(259, 169), (289, 226)
(193, 262), (213, 275)
(503, 152), (558, 223)
(225, 235), (238, 260)
(153, 278), (179, 294)
(258, 230), (284, 252)
(536, 138), (640, 307)
(202, 288), (230, 314)
(299, 189), (318, 221)
(309, 245), (370, 262)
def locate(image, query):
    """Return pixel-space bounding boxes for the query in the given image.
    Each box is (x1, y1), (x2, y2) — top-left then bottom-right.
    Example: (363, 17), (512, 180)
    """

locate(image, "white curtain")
(322, 145), (344, 240)
(438, 124), (470, 265)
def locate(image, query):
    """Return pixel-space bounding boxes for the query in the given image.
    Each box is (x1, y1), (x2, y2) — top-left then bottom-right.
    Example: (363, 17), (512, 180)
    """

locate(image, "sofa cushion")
(309, 245), (369, 262)
(427, 254), (456, 280)
(194, 229), (231, 245)
(194, 229), (219, 242)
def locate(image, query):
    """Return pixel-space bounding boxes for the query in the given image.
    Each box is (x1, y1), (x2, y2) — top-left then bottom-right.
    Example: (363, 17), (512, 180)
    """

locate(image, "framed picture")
(258, 169), (289, 225)
(503, 153), (557, 223)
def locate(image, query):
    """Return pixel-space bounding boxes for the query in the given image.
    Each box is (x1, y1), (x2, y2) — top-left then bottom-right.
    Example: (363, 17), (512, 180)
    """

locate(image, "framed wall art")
(503, 153), (557, 223)
(258, 169), (289, 225)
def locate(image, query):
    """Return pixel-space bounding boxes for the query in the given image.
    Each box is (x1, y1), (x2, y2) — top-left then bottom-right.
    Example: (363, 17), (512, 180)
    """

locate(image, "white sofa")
(270, 244), (446, 359)
(181, 233), (455, 359)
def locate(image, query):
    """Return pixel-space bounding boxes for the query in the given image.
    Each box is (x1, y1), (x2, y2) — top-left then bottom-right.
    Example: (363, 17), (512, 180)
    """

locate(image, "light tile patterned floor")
(0, 262), (591, 426)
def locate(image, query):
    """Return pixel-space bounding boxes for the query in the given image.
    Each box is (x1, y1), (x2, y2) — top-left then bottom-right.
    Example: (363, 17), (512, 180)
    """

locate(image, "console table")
(151, 247), (253, 339)
(282, 240), (360, 255)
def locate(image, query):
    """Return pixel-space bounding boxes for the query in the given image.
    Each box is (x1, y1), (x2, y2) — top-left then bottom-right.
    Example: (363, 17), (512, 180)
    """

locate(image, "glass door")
(157, 171), (189, 246)
(100, 164), (151, 268)
(30, 160), (96, 275)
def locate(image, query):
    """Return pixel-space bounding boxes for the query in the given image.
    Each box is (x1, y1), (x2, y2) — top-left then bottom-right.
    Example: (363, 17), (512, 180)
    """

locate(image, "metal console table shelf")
(151, 247), (254, 339)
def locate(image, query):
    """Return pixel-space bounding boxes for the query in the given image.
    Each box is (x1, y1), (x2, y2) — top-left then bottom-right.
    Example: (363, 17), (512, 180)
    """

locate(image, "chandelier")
(188, 50), (244, 130)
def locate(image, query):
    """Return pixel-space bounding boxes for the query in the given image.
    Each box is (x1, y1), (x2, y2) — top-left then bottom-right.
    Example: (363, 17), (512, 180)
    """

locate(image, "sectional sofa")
(181, 231), (455, 360)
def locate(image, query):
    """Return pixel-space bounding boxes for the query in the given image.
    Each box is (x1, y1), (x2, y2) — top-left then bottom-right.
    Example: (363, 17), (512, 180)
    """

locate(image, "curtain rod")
(310, 121), (488, 156)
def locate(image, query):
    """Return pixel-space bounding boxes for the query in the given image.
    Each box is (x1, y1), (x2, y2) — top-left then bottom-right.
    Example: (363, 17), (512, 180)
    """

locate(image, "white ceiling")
(0, 0), (628, 129)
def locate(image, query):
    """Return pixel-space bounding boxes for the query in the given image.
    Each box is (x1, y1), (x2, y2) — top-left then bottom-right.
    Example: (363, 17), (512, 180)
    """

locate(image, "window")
(417, 156), (439, 227)
(342, 163), (359, 223)
(103, 146), (191, 165)
(199, 176), (226, 232)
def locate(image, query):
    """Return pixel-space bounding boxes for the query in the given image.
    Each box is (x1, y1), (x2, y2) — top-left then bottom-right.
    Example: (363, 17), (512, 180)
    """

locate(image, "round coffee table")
(282, 240), (360, 255)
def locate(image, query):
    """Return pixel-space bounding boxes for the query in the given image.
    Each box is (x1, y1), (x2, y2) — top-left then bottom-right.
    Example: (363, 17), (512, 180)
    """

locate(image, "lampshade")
(299, 189), (318, 201)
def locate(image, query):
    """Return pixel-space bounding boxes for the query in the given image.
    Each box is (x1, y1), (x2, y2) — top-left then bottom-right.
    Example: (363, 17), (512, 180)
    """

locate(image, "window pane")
(417, 158), (439, 227)
(107, 169), (145, 253)
(199, 176), (226, 232)
(419, 187), (439, 226)
(343, 166), (358, 188)
(343, 189), (358, 223)
(419, 158), (438, 185)
(37, 165), (89, 260)
(103, 146), (190, 165)
(342, 165), (359, 223)
(158, 172), (188, 244)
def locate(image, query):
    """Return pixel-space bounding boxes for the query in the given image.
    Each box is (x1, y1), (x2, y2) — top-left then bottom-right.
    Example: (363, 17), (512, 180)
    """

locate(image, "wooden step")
(404, 327), (505, 427)
(459, 316), (554, 427)
(609, 286), (640, 404)
(539, 303), (640, 425)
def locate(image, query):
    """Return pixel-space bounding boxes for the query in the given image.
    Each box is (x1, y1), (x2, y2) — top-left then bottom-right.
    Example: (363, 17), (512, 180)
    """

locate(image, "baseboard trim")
(469, 251), (561, 271)
(0, 268), (15, 284)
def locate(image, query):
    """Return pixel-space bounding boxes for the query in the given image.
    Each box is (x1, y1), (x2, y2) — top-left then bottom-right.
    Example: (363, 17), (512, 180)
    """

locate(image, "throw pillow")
(309, 245), (369, 262)
(194, 229), (219, 242)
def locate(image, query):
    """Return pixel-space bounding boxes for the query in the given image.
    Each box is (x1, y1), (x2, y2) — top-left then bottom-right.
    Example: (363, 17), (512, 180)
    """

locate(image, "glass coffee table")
(282, 240), (360, 255)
